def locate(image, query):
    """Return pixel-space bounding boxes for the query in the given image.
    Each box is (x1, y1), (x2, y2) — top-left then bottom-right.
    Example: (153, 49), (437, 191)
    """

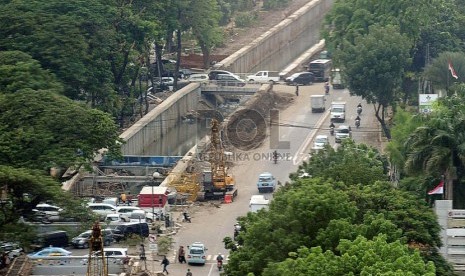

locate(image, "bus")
(308, 59), (332, 82)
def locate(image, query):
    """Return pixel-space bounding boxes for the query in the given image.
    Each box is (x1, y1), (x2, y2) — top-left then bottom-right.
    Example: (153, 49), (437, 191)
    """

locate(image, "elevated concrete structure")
(216, 0), (333, 73)
(120, 83), (201, 155)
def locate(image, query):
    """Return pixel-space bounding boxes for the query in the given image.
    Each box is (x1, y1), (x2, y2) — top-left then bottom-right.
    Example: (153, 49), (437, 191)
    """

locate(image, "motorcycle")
(355, 119), (360, 128)
(330, 126), (335, 136)
(182, 212), (191, 223)
(357, 106), (362, 115)
(272, 151), (278, 164)
(217, 260), (223, 271)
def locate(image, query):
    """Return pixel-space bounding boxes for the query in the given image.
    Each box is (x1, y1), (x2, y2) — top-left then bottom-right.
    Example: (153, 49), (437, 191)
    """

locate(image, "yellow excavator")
(198, 119), (238, 201)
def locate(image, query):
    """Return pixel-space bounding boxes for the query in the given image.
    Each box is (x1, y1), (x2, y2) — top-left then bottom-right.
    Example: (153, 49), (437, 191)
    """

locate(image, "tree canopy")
(0, 90), (122, 172)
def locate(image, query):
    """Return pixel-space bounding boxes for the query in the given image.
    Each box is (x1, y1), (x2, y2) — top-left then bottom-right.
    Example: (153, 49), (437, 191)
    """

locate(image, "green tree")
(262, 235), (436, 276)
(225, 179), (357, 276)
(0, 90), (122, 173)
(404, 96), (465, 206)
(424, 52), (465, 92)
(291, 140), (387, 185)
(183, 0), (223, 68)
(338, 25), (411, 140)
(0, 51), (63, 94)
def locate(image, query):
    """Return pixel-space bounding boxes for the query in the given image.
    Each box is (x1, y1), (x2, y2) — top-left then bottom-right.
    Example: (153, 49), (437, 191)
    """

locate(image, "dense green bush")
(234, 11), (258, 28)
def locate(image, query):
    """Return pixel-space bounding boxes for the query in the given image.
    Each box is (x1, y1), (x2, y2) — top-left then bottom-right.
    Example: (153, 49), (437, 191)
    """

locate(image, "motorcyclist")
(217, 253), (224, 270)
(357, 103), (362, 115)
(272, 150), (278, 163)
(329, 122), (335, 135)
(355, 115), (361, 127)
(324, 82), (330, 94)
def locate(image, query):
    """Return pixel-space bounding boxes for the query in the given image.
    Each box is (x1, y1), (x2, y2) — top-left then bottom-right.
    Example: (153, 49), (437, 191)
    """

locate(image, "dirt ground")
(181, 0), (312, 69)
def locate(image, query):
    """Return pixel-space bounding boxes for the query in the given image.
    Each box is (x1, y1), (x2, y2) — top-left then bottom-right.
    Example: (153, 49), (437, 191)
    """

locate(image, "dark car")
(113, 222), (149, 242)
(285, 72), (315, 85)
(71, 229), (115, 249)
(31, 231), (69, 250)
(216, 74), (246, 87)
(208, 70), (239, 80)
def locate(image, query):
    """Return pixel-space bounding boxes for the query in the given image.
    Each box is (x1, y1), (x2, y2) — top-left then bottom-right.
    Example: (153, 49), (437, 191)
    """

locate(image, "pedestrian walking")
(161, 255), (170, 274)
(186, 268), (193, 276)
(178, 246), (186, 263)
(295, 85), (299, 96)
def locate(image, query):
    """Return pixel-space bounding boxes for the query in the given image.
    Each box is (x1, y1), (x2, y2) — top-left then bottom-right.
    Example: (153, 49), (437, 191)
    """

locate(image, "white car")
(87, 203), (117, 216)
(312, 135), (329, 151)
(32, 203), (63, 220)
(187, 73), (209, 83)
(335, 125), (352, 143)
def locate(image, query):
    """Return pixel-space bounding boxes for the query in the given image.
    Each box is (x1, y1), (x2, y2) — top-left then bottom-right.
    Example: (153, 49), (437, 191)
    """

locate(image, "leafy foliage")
(0, 90), (122, 172)
(262, 235), (436, 276)
(291, 140), (387, 185)
(0, 51), (63, 94)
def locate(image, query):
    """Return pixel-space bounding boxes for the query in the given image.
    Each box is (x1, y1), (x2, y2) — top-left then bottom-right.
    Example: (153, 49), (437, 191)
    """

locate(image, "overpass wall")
(217, 0), (333, 73)
(119, 84), (201, 155)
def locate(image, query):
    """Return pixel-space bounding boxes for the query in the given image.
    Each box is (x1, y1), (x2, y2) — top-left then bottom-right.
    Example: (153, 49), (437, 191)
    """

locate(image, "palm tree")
(405, 97), (465, 206)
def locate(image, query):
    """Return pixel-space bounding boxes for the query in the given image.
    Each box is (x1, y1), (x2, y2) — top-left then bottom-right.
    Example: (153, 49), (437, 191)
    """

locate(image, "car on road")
(312, 135), (329, 151)
(28, 247), (72, 258)
(208, 70), (239, 80)
(112, 222), (149, 242)
(257, 172), (277, 193)
(71, 229), (115, 249)
(216, 74), (246, 87)
(335, 125), (352, 143)
(187, 242), (207, 265)
(285, 72), (314, 85)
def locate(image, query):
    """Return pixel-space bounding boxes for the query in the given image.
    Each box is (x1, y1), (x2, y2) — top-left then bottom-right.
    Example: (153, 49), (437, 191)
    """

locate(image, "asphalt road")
(159, 83), (380, 276)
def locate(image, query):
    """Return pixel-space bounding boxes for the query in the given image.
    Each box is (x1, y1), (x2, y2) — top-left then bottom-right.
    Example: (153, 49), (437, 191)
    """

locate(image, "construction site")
(70, 86), (294, 206)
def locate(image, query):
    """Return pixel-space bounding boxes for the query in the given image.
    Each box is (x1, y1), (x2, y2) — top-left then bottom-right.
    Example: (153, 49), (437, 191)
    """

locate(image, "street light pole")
(152, 172), (162, 222)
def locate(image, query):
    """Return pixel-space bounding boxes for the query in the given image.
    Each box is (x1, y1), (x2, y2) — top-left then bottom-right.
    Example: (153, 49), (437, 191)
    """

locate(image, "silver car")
(335, 125), (351, 143)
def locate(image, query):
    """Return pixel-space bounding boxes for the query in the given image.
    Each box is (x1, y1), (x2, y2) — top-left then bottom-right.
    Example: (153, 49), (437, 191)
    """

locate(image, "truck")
(257, 172), (277, 193)
(330, 101), (346, 122)
(310, 95), (325, 113)
(249, 195), (270, 212)
(246, 71), (280, 84)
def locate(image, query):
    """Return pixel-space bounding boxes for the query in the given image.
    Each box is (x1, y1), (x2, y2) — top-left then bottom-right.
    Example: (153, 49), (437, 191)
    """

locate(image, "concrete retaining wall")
(216, 0), (333, 73)
(120, 84), (201, 155)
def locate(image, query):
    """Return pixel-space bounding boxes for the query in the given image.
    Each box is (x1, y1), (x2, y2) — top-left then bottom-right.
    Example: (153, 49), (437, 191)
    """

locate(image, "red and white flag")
(449, 60), (459, 79)
(428, 181), (444, 195)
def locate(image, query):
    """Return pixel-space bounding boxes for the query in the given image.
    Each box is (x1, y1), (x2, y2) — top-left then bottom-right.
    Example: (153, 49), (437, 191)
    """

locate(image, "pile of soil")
(225, 87), (294, 150)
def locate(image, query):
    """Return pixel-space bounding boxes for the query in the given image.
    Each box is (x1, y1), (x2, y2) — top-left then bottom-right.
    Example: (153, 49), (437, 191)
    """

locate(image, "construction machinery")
(198, 119), (238, 201)
(86, 222), (108, 276)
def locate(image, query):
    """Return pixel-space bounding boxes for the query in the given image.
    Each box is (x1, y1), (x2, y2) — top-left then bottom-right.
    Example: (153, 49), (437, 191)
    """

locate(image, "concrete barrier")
(119, 83), (201, 155)
(215, 0), (333, 73)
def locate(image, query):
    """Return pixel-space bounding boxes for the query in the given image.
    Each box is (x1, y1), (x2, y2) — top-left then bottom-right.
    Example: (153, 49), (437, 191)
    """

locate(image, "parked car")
(285, 72), (314, 85)
(187, 73), (209, 83)
(71, 229), (115, 249)
(105, 213), (129, 225)
(32, 203), (62, 221)
(31, 231), (69, 250)
(87, 203), (117, 217)
(28, 247), (72, 258)
(311, 135), (329, 151)
(112, 222), (149, 241)
(0, 242), (23, 259)
(335, 125), (352, 143)
(216, 74), (246, 87)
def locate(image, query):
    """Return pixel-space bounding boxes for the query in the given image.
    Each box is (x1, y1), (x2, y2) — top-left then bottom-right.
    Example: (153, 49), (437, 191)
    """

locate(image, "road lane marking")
(293, 110), (330, 165)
